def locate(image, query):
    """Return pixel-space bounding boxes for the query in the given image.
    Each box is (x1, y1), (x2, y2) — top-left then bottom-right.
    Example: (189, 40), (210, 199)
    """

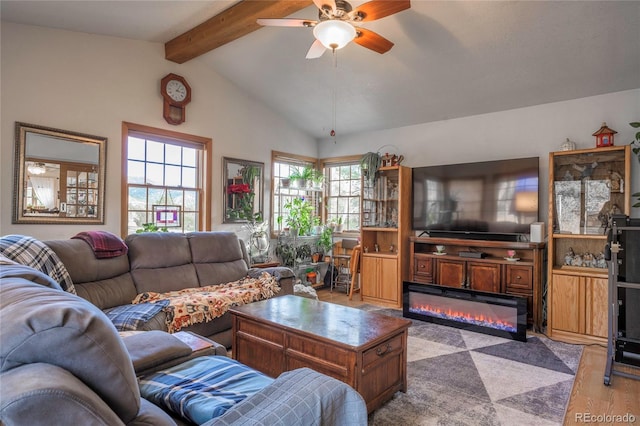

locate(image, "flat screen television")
(412, 157), (539, 241)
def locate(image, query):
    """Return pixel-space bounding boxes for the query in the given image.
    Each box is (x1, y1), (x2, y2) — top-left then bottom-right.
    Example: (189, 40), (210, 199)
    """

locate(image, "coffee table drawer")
(236, 317), (284, 345)
(363, 333), (403, 368)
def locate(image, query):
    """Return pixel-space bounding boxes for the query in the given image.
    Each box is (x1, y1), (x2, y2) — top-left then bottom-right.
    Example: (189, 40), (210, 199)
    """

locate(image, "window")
(271, 151), (319, 235)
(321, 156), (362, 232)
(122, 122), (212, 235)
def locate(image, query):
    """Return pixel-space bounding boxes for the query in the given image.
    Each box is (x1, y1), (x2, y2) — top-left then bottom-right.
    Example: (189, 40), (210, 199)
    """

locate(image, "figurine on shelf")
(572, 253), (583, 267)
(609, 170), (623, 192)
(595, 252), (607, 268)
(565, 247), (575, 265)
(582, 252), (593, 268)
(598, 201), (621, 230)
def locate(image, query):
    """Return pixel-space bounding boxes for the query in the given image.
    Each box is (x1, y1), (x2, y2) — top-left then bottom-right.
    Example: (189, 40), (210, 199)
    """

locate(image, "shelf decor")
(592, 122), (617, 148)
(553, 181), (581, 234)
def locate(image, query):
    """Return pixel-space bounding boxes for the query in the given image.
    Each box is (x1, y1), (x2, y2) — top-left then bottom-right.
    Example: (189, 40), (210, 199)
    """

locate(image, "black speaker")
(619, 229), (640, 283)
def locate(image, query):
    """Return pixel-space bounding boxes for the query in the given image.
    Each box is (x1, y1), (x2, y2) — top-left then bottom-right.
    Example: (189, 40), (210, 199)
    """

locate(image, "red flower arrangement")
(227, 183), (251, 195)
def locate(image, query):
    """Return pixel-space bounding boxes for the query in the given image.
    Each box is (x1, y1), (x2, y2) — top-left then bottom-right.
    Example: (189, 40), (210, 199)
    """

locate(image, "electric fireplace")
(403, 282), (527, 342)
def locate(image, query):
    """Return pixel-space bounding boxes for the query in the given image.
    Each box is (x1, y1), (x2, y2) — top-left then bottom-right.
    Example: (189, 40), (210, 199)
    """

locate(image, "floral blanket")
(132, 272), (280, 333)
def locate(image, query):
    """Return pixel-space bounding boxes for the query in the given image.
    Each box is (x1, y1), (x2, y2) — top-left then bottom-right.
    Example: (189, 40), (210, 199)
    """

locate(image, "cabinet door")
(379, 257), (399, 302)
(436, 259), (464, 288)
(551, 274), (582, 333)
(467, 262), (500, 293)
(585, 276), (608, 338)
(361, 255), (379, 298)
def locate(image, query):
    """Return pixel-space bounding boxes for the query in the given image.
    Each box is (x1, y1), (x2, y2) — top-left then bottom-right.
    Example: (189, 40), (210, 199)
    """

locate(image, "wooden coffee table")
(230, 295), (411, 413)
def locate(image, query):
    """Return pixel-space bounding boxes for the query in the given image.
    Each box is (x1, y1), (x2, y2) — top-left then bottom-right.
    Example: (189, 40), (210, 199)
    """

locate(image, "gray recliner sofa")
(44, 231), (294, 348)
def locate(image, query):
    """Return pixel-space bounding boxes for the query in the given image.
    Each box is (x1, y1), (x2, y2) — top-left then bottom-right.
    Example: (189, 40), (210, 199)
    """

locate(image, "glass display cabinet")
(360, 165), (411, 308)
(547, 145), (630, 344)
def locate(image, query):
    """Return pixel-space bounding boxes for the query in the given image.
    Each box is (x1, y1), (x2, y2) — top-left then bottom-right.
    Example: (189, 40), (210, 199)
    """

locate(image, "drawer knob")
(516, 275), (521, 279)
(420, 264), (425, 268)
(376, 343), (392, 356)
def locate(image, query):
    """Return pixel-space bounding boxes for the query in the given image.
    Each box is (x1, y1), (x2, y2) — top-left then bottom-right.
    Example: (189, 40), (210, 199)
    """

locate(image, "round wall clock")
(160, 73), (191, 125)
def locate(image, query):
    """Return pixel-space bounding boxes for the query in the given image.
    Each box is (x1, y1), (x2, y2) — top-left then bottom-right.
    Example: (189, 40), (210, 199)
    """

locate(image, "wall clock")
(160, 73), (191, 125)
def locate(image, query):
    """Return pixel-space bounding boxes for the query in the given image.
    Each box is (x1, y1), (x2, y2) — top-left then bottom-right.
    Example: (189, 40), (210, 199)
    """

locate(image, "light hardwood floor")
(316, 287), (640, 425)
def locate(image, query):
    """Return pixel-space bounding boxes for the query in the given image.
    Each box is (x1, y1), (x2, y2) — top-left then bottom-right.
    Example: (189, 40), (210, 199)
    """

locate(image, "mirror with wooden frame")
(13, 122), (107, 224)
(223, 157), (264, 223)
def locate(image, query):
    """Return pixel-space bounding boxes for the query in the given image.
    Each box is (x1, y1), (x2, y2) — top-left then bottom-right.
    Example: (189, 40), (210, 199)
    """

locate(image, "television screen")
(412, 157), (539, 240)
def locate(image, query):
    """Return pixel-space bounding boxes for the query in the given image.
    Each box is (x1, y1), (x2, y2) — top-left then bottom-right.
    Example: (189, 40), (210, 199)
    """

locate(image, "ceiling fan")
(257, 0), (410, 59)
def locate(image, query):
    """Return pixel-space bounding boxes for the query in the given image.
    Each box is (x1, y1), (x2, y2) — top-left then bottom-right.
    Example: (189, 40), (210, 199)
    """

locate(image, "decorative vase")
(560, 138), (576, 151)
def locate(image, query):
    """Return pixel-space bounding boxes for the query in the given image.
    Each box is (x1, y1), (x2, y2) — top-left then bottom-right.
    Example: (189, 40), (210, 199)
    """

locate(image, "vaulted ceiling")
(2, 1), (639, 140)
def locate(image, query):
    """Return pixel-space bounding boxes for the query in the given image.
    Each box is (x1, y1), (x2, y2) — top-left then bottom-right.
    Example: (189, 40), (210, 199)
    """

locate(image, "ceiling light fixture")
(313, 20), (356, 50)
(28, 162), (46, 175)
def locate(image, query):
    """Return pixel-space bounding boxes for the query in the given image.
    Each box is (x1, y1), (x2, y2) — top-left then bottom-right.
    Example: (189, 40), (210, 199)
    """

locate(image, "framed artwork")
(153, 205), (181, 227)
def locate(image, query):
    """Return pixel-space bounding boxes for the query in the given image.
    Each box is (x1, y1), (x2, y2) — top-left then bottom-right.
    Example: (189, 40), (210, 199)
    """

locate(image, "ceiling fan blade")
(257, 18), (316, 27)
(313, 0), (336, 15)
(354, 27), (394, 54)
(352, 0), (411, 22)
(306, 39), (327, 59)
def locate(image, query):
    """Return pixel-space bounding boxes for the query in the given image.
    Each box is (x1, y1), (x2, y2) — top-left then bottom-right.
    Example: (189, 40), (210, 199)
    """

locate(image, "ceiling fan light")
(313, 20), (356, 50)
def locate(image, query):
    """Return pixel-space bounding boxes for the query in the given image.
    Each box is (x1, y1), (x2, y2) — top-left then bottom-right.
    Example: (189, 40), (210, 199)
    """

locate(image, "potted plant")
(278, 197), (315, 236)
(275, 240), (296, 267)
(360, 152), (382, 185)
(289, 166), (323, 189)
(317, 226), (333, 256)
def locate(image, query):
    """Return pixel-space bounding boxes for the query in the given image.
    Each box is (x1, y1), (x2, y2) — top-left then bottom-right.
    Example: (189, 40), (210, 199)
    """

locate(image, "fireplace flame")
(410, 303), (516, 332)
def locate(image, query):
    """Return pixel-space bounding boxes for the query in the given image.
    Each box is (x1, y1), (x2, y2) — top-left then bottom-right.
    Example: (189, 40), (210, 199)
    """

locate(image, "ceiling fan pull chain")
(331, 49), (338, 142)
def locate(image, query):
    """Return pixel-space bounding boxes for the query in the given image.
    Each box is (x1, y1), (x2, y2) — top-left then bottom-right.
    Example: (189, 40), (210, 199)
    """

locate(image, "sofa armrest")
(122, 330), (227, 376)
(0, 363), (126, 425)
(248, 267), (294, 295)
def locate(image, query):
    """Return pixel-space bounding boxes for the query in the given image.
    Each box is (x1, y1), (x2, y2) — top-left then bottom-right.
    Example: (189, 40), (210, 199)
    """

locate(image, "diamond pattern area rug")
(364, 307), (583, 426)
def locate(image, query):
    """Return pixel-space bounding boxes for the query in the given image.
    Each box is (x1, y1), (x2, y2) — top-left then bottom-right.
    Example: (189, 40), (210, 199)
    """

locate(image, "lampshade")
(313, 20), (356, 50)
(28, 162), (46, 175)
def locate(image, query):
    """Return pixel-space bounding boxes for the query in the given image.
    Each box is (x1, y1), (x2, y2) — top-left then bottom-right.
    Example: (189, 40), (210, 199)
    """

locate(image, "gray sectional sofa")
(0, 264), (368, 425)
(44, 231), (294, 348)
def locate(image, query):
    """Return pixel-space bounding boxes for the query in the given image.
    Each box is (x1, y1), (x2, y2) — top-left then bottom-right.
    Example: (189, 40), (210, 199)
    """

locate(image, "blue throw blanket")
(139, 356), (274, 425)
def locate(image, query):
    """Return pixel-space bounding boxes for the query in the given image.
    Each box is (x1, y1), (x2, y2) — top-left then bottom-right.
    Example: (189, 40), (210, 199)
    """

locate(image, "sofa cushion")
(188, 232), (250, 286)
(45, 239), (135, 309)
(126, 233), (199, 293)
(0, 281), (141, 423)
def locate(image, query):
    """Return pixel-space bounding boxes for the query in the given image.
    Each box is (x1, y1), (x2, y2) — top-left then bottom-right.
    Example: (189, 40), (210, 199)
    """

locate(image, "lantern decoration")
(592, 122), (617, 148)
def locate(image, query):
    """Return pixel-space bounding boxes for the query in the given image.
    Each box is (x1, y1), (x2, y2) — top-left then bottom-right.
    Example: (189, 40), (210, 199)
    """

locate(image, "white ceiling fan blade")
(306, 39), (327, 59)
(257, 18), (316, 27)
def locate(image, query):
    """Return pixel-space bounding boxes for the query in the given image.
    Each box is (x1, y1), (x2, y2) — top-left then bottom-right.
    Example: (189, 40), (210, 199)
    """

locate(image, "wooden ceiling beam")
(165, 0), (313, 64)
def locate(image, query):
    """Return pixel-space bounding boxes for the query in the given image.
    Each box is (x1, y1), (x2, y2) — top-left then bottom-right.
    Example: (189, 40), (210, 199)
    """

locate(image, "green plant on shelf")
(289, 166), (323, 188)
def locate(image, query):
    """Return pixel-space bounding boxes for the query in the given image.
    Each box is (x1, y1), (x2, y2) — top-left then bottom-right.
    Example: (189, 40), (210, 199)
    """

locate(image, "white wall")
(2, 22), (638, 241)
(319, 89), (640, 224)
(0, 22), (317, 239)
